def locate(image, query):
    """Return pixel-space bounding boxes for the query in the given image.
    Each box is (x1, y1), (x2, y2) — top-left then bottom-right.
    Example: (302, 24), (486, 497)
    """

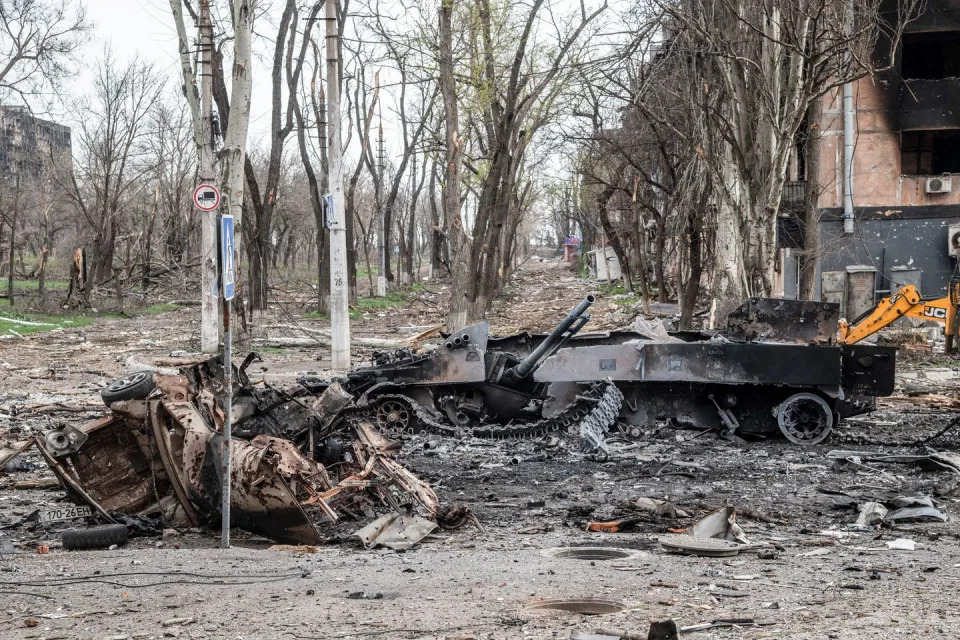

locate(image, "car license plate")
(37, 505), (92, 523)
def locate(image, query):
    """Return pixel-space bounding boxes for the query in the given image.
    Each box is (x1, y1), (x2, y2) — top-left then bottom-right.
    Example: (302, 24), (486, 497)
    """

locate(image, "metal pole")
(199, 0), (220, 351)
(326, 0), (351, 370)
(376, 119), (386, 297)
(221, 296), (232, 549)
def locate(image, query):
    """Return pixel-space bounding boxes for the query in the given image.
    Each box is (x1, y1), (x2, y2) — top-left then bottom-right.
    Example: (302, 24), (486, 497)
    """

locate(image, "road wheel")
(776, 393), (833, 445)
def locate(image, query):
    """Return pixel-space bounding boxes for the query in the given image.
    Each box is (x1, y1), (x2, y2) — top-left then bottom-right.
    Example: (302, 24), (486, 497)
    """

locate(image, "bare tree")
(444, 0), (607, 328)
(65, 55), (163, 298)
(656, 0), (919, 319)
(0, 0), (89, 104)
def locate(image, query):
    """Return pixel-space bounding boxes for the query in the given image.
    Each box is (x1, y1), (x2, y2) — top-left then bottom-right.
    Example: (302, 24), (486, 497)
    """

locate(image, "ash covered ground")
(2, 262), (960, 640)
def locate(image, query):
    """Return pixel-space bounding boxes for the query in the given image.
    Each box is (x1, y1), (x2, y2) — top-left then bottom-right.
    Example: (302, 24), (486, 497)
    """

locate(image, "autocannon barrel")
(510, 295), (595, 379)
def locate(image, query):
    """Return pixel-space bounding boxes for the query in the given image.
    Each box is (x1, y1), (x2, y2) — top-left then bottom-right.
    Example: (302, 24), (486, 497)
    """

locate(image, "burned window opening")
(900, 129), (960, 175)
(901, 31), (960, 80)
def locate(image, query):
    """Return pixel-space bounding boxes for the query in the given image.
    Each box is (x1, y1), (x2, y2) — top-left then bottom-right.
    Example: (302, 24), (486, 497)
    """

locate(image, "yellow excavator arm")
(838, 283), (959, 346)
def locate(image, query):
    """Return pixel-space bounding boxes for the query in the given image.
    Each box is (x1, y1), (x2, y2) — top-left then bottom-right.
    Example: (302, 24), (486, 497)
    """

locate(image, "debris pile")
(12, 355), (461, 546)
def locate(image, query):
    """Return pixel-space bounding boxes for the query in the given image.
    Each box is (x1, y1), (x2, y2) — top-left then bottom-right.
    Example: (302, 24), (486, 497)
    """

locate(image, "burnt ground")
(2, 261), (960, 640)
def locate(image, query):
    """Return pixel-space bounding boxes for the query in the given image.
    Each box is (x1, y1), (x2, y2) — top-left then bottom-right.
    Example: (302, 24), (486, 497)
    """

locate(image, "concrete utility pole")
(198, 0), (219, 352)
(376, 119), (386, 297)
(326, 0), (351, 370)
(841, 0), (855, 235)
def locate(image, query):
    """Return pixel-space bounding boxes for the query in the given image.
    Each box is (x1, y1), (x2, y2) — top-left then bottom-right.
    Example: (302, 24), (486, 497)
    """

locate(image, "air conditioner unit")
(926, 177), (953, 194)
(948, 224), (960, 258)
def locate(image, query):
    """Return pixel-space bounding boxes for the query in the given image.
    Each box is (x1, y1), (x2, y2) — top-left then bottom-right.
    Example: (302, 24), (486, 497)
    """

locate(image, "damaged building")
(778, 0), (960, 304)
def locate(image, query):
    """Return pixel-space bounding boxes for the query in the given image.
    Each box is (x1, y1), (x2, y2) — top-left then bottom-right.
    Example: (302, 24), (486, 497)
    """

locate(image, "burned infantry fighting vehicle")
(306, 295), (895, 448)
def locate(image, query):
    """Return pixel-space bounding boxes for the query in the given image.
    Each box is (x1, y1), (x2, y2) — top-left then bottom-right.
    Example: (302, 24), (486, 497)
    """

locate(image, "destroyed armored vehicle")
(306, 296), (895, 447)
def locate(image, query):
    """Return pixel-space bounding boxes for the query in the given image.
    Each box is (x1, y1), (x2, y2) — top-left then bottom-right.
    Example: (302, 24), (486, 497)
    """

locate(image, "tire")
(62, 524), (129, 550)
(101, 371), (156, 406)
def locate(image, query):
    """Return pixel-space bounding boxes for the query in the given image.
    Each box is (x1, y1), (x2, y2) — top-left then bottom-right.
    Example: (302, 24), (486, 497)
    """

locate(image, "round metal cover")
(523, 598), (626, 615)
(659, 534), (741, 557)
(541, 547), (639, 561)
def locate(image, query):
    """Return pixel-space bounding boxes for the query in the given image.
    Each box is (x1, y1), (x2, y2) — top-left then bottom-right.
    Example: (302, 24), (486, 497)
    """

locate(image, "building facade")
(779, 0), (960, 302)
(0, 105), (72, 177)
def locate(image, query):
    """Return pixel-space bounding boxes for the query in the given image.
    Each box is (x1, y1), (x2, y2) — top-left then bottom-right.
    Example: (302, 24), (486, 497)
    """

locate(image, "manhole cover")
(541, 547), (638, 561)
(523, 598), (626, 615)
(659, 534), (741, 557)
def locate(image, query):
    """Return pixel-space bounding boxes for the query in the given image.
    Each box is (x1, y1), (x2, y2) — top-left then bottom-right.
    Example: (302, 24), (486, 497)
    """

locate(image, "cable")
(0, 569), (308, 589)
(0, 591), (53, 600)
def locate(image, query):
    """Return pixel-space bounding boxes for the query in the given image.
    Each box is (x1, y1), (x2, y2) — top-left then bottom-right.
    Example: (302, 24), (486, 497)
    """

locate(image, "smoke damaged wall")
(817, 207), (959, 298)
(875, 0), (960, 132)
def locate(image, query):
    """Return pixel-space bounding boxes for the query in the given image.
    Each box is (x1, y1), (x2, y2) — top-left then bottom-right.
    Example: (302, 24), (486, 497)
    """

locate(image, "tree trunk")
(679, 218), (703, 329)
(37, 246), (48, 302)
(596, 185), (633, 292)
(799, 95), (823, 301)
(220, 0), (254, 319)
(428, 163), (443, 278)
(632, 203), (651, 313)
(6, 172), (19, 304)
(711, 159), (748, 327)
(653, 216), (667, 303)
(142, 188), (157, 291)
(440, 0), (470, 329)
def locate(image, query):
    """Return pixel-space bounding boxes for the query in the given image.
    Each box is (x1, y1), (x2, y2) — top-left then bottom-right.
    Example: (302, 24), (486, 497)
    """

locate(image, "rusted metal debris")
(32, 357), (449, 545)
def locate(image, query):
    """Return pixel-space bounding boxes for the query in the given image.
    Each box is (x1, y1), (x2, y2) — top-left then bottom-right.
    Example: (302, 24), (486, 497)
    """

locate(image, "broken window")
(900, 130), (960, 175)
(901, 31), (960, 80)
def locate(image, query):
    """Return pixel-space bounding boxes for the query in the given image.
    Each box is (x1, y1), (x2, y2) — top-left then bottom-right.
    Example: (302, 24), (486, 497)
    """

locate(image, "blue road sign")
(323, 193), (335, 228)
(221, 215), (235, 301)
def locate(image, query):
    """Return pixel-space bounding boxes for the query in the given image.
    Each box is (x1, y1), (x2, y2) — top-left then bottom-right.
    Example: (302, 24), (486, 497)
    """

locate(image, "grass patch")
(301, 289), (412, 322)
(258, 346), (288, 355)
(5, 279), (71, 292)
(597, 282), (629, 296)
(611, 294), (642, 307)
(0, 311), (98, 337)
(144, 302), (181, 314)
(354, 290), (409, 312)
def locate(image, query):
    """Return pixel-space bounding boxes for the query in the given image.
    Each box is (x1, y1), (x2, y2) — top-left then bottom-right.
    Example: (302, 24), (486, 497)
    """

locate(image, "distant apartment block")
(0, 105), (72, 176)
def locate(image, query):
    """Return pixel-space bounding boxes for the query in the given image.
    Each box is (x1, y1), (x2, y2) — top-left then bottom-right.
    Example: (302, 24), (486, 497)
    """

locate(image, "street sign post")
(194, 183), (221, 211)
(218, 213), (235, 548)
(220, 215), (235, 300)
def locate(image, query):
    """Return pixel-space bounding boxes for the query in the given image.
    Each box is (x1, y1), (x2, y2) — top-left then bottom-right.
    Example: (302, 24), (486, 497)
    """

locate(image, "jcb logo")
(924, 306), (947, 319)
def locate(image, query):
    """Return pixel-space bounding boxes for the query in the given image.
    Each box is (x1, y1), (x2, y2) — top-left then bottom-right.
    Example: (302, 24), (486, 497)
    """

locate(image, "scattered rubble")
(2, 263), (959, 638)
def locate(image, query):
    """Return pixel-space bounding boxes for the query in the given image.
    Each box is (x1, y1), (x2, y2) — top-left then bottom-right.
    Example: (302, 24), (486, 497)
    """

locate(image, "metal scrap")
(33, 355), (454, 546)
(354, 510), (438, 550)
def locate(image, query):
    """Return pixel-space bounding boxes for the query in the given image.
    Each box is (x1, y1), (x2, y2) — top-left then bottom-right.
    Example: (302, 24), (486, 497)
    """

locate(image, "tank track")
(343, 393), (459, 438)
(344, 382), (624, 442)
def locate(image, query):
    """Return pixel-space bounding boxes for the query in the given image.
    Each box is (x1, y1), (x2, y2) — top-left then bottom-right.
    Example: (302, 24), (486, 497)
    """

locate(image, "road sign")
(194, 183), (221, 211)
(323, 193), (337, 228)
(220, 214), (235, 301)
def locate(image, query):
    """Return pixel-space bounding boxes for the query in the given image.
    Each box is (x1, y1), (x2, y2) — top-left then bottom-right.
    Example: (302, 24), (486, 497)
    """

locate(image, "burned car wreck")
(300, 295), (895, 449)
(35, 358), (462, 546)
